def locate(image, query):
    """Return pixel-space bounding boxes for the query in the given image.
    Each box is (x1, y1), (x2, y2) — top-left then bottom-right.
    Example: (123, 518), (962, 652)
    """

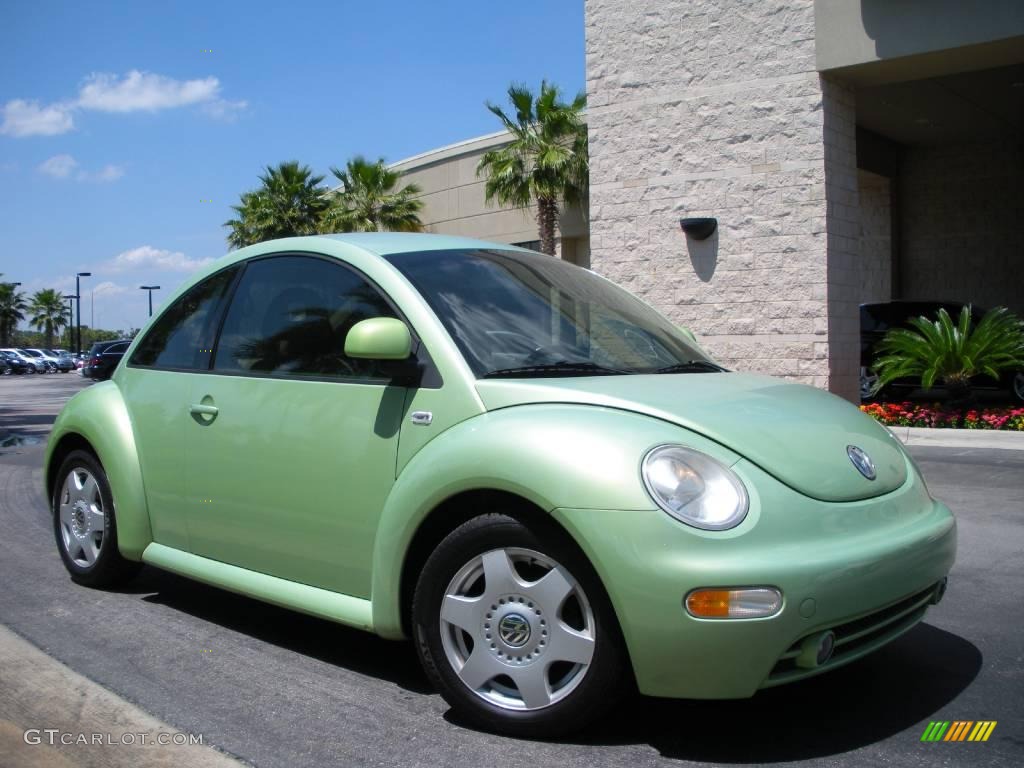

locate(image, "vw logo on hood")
(847, 445), (876, 480)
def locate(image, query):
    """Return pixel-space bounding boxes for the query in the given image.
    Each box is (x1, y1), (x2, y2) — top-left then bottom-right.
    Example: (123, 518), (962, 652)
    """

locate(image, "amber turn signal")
(685, 587), (783, 619)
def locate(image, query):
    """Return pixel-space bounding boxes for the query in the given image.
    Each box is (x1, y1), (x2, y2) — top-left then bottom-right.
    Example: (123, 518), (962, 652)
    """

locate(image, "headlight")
(641, 445), (749, 530)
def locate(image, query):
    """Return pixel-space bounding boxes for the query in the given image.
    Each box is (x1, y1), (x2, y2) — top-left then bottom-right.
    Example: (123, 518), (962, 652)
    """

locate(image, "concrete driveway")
(0, 375), (1020, 767)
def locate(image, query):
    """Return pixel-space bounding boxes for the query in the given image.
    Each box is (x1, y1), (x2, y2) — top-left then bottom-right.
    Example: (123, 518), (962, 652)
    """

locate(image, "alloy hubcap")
(440, 547), (595, 711)
(58, 467), (105, 567)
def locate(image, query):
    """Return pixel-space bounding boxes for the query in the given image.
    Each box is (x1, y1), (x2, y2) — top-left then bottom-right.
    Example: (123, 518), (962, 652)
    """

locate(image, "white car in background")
(22, 348), (59, 373)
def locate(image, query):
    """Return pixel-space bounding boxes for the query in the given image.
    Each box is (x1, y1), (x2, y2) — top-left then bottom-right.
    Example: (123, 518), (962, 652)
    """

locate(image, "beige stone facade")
(392, 0), (1023, 401)
(583, 0), (1023, 401)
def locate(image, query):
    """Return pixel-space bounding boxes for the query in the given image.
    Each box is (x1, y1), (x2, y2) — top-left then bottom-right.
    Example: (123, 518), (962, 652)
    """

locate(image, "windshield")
(385, 249), (717, 377)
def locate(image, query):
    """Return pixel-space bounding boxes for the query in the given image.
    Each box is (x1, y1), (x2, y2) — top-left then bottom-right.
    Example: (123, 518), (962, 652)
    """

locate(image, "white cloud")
(37, 154), (125, 183)
(82, 164), (125, 183)
(202, 98), (248, 122)
(2, 71), (245, 138)
(77, 70), (221, 113)
(104, 245), (213, 274)
(92, 281), (131, 297)
(38, 154), (79, 178)
(1, 99), (74, 137)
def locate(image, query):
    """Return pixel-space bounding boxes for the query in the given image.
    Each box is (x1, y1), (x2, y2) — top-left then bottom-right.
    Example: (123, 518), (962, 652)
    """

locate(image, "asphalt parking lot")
(0, 374), (1021, 767)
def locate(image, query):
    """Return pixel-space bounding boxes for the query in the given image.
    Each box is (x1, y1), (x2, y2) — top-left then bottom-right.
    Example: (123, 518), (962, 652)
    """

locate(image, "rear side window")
(130, 267), (239, 370)
(212, 255), (397, 379)
(105, 342), (129, 354)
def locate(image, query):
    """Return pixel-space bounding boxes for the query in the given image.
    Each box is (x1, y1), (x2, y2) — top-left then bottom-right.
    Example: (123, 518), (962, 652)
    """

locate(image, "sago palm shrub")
(873, 305), (1024, 413)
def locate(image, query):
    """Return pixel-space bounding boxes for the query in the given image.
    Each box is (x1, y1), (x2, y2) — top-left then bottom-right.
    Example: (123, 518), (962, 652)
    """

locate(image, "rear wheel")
(413, 513), (626, 737)
(1012, 372), (1024, 403)
(52, 450), (140, 587)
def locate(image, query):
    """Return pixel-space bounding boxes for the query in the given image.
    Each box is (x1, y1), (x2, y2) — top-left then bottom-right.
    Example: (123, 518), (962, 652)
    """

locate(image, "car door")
(184, 254), (407, 598)
(119, 266), (241, 551)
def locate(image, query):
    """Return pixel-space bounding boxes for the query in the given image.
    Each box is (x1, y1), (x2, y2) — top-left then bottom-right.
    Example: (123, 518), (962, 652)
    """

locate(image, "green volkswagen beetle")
(45, 234), (956, 736)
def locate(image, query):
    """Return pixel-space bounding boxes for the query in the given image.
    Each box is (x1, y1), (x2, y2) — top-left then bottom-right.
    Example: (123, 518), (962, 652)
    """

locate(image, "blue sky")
(0, 0), (584, 332)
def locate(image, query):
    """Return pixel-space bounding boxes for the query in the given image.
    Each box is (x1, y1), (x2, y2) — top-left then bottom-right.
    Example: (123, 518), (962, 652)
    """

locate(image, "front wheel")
(52, 450), (140, 587)
(413, 514), (627, 737)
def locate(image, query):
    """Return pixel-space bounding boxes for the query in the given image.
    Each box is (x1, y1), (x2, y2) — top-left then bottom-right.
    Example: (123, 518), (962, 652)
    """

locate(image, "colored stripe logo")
(921, 721), (997, 742)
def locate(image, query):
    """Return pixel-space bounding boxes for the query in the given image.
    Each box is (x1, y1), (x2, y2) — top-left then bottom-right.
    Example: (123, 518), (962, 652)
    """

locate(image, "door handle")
(189, 403), (219, 418)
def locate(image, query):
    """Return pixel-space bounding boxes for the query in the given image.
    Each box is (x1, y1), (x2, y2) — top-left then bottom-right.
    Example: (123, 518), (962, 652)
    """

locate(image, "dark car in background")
(82, 339), (131, 381)
(1, 350), (35, 375)
(860, 301), (1024, 402)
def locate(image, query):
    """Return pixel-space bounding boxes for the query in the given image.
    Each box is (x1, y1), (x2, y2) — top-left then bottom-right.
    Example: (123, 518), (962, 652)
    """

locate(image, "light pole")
(62, 294), (78, 350)
(75, 272), (91, 355)
(139, 285), (161, 317)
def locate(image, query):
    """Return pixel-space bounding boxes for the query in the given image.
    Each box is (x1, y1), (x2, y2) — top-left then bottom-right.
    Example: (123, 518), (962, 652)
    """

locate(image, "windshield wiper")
(651, 360), (727, 374)
(482, 361), (631, 378)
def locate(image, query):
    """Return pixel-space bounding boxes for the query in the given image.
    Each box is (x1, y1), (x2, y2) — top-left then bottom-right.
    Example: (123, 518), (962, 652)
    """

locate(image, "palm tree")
(29, 288), (68, 349)
(0, 281), (28, 347)
(873, 306), (1024, 409)
(322, 157), (424, 233)
(225, 161), (329, 248)
(477, 81), (588, 256)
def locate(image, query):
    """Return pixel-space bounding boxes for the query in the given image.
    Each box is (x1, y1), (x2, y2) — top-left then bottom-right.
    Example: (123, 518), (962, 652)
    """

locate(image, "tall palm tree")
(322, 157), (424, 233)
(225, 161), (329, 248)
(477, 81), (588, 256)
(29, 288), (68, 349)
(0, 281), (28, 347)
(873, 305), (1024, 408)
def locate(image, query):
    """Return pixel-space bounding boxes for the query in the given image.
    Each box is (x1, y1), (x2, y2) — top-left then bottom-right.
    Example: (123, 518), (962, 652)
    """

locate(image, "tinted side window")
(130, 267), (238, 369)
(213, 255), (397, 379)
(106, 342), (129, 354)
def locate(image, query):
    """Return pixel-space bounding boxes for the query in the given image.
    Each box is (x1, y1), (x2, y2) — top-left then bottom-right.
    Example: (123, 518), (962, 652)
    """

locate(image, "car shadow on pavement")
(132, 565), (435, 694)
(132, 558), (982, 760)
(557, 622), (982, 762)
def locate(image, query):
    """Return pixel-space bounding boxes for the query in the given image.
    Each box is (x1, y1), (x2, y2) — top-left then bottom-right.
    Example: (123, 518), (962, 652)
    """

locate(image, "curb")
(890, 426), (1024, 450)
(0, 623), (248, 768)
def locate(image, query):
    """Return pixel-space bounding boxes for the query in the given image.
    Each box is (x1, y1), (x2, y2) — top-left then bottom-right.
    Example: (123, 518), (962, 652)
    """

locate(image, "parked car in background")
(21, 348), (59, 373)
(860, 301), (1024, 402)
(1, 350), (35, 375)
(81, 339), (131, 380)
(4, 349), (47, 374)
(46, 235), (956, 736)
(47, 350), (76, 372)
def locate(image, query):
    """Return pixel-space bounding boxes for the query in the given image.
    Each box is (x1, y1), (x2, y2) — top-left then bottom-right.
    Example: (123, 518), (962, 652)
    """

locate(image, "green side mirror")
(344, 317), (412, 360)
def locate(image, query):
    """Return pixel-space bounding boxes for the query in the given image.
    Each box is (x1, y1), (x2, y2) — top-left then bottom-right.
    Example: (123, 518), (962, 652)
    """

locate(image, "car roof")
(227, 233), (530, 261)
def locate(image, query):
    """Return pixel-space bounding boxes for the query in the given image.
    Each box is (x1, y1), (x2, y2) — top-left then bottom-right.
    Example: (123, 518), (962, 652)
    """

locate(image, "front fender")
(369, 403), (741, 638)
(45, 381), (151, 560)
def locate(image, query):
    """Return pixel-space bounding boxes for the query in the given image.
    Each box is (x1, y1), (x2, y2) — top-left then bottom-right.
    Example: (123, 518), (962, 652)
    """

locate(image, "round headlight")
(642, 445), (749, 530)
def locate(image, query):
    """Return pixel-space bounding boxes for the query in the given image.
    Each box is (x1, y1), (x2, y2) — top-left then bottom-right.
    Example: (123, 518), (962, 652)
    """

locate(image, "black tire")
(52, 449), (141, 588)
(413, 513), (627, 738)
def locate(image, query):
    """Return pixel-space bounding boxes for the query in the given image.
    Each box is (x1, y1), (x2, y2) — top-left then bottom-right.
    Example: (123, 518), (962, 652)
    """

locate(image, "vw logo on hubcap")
(498, 614), (531, 647)
(847, 445), (876, 480)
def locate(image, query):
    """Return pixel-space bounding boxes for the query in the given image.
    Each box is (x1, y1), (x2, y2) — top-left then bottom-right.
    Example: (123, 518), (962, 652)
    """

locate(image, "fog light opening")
(796, 630), (836, 669)
(931, 578), (948, 605)
(684, 587), (782, 619)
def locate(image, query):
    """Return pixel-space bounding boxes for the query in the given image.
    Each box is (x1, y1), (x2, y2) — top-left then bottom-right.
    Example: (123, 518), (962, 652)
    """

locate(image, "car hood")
(475, 372), (908, 502)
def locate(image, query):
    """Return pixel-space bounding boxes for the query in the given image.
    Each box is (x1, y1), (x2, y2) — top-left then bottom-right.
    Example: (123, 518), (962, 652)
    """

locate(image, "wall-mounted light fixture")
(680, 217), (718, 241)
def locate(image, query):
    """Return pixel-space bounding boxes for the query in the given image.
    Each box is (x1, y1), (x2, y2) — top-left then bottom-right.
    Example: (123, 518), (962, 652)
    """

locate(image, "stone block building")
(394, 0), (1023, 402)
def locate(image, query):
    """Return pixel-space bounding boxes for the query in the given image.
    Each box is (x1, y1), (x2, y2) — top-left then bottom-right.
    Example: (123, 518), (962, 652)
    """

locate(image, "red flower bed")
(861, 401), (1024, 431)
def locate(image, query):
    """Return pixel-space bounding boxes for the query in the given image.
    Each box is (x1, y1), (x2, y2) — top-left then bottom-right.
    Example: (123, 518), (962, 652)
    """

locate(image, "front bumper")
(552, 457), (957, 699)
